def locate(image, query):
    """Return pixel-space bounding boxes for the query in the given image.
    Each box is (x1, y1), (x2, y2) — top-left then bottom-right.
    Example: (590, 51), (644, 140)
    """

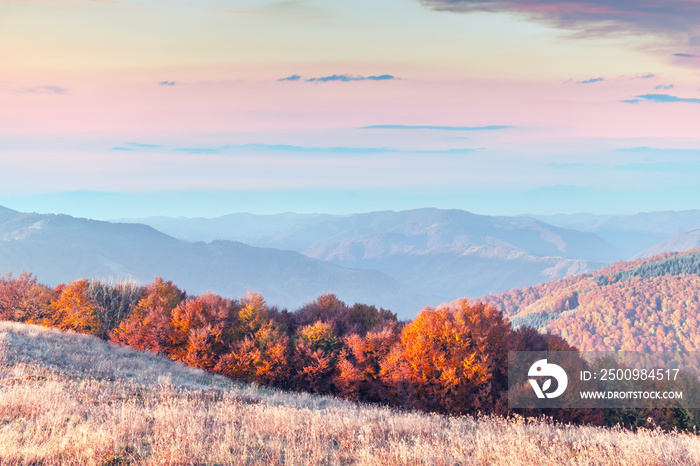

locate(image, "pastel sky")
(2, 0), (700, 219)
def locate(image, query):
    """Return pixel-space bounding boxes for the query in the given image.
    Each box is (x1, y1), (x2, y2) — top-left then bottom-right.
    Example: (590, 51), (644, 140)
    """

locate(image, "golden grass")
(2, 322), (700, 465)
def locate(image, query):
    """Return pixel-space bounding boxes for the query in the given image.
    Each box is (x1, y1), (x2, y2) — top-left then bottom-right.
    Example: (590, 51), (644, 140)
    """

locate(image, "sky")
(2, 0), (700, 219)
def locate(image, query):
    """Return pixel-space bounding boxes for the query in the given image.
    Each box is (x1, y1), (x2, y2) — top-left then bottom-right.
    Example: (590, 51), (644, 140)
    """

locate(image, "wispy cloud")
(633, 73), (656, 80)
(173, 143), (478, 155)
(611, 161), (700, 173)
(623, 93), (700, 104)
(362, 124), (514, 131)
(616, 146), (700, 154)
(175, 144), (394, 155)
(674, 53), (700, 59)
(577, 77), (604, 84)
(655, 84), (675, 90)
(278, 75), (302, 82)
(28, 86), (68, 94)
(112, 142), (162, 151)
(159, 81), (177, 86)
(418, 0), (700, 37)
(1, 85), (68, 95)
(278, 74), (398, 83)
(107, 142), (482, 156)
(307, 74), (396, 82)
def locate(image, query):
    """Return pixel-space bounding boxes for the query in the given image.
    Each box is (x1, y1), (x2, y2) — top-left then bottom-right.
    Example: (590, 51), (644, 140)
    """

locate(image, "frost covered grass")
(2, 321), (700, 465)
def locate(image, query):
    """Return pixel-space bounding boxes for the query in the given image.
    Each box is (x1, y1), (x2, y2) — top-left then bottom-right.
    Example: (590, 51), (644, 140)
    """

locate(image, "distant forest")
(472, 249), (700, 352)
(596, 251), (700, 284)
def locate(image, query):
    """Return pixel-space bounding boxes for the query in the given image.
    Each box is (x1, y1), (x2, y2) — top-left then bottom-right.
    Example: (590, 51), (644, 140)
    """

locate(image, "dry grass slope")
(2, 322), (700, 465)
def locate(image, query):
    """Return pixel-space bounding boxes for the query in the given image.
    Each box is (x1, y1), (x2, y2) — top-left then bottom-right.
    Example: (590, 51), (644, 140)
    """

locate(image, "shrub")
(0, 272), (54, 322)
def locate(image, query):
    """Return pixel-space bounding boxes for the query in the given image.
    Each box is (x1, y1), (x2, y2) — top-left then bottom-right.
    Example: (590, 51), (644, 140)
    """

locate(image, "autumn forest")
(2, 249), (700, 432)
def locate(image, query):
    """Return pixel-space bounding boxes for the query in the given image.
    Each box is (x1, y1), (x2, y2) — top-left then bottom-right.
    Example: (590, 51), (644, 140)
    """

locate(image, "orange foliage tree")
(0, 272), (55, 323)
(381, 300), (511, 414)
(169, 292), (240, 368)
(110, 278), (186, 354)
(214, 292), (289, 386)
(291, 320), (339, 393)
(47, 279), (101, 335)
(334, 324), (400, 401)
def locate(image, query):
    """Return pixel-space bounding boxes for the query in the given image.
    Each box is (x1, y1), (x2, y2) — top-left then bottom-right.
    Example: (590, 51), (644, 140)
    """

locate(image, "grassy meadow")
(1, 321), (700, 465)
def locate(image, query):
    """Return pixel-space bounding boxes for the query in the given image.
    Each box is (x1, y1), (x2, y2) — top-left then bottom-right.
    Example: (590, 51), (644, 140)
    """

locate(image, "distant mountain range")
(531, 210), (700, 259)
(0, 206), (418, 315)
(119, 209), (616, 260)
(116, 208), (621, 307)
(6, 205), (700, 319)
(119, 209), (615, 260)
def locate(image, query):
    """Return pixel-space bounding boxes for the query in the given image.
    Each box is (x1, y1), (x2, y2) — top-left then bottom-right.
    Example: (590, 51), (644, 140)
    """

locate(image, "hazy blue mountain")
(636, 229), (700, 258)
(121, 208), (616, 262)
(117, 208), (612, 307)
(0, 206), (420, 317)
(337, 250), (596, 306)
(123, 212), (328, 248)
(524, 213), (612, 228)
(530, 210), (700, 259)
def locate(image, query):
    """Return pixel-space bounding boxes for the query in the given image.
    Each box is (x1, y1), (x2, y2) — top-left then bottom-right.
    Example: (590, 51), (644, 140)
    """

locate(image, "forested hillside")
(597, 250), (700, 283)
(461, 249), (700, 352)
(2, 269), (699, 431)
(0, 273), (559, 418)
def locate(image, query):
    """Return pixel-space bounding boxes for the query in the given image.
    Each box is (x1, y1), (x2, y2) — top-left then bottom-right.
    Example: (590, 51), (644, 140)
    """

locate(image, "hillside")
(457, 250), (700, 352)
(3, 321), (700, 465)
(638, 229), (700, 258)
(0, 206), (420, 316)
(119, 208), (613, 304)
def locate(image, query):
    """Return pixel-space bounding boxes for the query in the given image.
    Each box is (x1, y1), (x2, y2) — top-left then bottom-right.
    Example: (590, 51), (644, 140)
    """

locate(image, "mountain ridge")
(0, 207), (419, 315)
(118, 208), (616, 262)
(532, 210), (700, 259)
(637, 229), (700, 258)
(113, 207), (622, 307)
